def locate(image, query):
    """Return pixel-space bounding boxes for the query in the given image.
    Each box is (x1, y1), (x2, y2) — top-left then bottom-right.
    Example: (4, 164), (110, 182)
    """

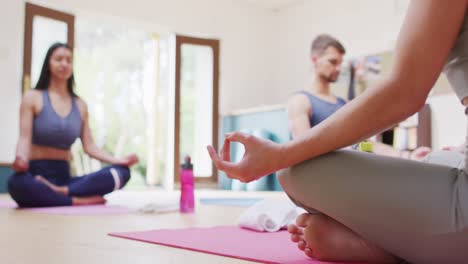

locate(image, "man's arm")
(287, 94), (312, 138)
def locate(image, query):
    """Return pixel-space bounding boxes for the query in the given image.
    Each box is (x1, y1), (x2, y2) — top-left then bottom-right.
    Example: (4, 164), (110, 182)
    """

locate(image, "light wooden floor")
(0, 190), (287, 264)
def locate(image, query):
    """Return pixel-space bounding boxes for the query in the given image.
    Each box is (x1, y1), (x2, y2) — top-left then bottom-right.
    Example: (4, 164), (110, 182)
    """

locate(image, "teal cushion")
(0, 166), (13, 193)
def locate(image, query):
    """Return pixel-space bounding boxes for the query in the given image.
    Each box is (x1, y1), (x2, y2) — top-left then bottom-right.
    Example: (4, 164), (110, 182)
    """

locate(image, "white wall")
(0, 0), (278, 162)
(0, 0), (24, 163)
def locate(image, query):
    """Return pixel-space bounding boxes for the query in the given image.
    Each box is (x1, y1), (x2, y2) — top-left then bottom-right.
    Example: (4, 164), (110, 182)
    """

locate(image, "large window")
(73, 17), (169, 188)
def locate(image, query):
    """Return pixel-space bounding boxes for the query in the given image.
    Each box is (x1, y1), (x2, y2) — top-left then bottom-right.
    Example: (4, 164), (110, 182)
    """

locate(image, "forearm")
(283, 78), (422, 167)
(15, 137), (31, 160)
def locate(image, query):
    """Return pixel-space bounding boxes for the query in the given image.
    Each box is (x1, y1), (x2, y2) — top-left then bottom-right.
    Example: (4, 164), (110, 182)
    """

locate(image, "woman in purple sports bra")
(8, 43), (138, 207)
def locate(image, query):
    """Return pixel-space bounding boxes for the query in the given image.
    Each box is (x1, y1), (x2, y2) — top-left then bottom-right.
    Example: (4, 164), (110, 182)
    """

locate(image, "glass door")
(23, 2), (74, 92)
(175, 36), (219, 184)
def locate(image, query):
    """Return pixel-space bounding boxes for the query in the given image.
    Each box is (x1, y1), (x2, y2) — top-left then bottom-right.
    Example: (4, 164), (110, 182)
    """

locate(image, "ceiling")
(240, 0), (305, 11)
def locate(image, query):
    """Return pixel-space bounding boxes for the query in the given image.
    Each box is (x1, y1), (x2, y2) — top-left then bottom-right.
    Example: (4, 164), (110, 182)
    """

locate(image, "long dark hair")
(35, 42), (77, 96)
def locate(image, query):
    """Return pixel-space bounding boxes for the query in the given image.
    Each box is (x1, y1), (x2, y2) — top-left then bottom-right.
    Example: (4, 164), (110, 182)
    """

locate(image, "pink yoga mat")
(23, 204), (131, 215)
(109, 226), (355, 264)
(0, 200), (17, 208)
(0, 200), (130, 215)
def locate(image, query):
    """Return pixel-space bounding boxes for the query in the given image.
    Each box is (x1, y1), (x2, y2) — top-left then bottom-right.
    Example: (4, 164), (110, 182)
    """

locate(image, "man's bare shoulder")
(287, 93), (311, 113)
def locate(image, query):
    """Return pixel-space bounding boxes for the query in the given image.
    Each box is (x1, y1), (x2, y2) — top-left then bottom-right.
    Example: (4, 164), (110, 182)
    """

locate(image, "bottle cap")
(181, 154), (193, 170)
(358, 141), (373, 153)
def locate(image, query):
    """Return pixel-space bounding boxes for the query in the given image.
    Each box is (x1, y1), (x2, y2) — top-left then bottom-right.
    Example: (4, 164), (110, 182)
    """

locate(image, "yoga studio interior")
(1, 1), (466, 263)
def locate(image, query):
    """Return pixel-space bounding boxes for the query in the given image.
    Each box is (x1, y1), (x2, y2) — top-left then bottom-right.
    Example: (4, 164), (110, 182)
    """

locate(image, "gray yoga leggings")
(278, 148), (468, 263)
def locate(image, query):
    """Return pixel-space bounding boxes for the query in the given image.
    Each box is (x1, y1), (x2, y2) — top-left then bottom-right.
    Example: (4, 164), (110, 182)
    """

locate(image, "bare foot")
(288, 213), (401, 263)
(35, 175), (69, 195)
(288, 223), (315, 258)
(72, 196), (106, 206)
(35, 175), (105, 206)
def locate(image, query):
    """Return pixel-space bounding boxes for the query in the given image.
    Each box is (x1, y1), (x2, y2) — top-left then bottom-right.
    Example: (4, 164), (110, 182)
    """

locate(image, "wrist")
(279, 141), (296, 169)
(109, 157), (122, 164)
(15, 154), (28, 162)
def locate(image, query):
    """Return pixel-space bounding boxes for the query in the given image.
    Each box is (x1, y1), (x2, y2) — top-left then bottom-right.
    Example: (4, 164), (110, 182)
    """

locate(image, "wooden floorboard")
(0, 190), (286, 264)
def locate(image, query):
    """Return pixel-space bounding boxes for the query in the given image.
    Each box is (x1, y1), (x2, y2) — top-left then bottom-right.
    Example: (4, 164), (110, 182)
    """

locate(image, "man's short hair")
(311, 34), (346, 55)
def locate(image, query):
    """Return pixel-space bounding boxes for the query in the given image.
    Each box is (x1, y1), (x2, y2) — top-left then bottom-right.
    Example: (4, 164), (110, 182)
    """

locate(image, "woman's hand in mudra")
(207, 132), (286, 183)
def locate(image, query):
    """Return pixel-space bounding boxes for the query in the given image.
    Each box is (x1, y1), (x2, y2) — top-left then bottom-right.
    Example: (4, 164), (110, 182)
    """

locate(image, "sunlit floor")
(0, 190), (287, 264)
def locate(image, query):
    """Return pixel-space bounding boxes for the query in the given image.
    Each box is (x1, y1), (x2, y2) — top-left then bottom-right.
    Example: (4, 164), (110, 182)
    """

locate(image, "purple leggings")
(8, 160), (130, 207)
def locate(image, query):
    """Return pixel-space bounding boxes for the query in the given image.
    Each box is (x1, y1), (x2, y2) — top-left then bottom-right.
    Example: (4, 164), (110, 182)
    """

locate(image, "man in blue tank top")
(287, 34), (431, 160)
(287, 34), (347, 138)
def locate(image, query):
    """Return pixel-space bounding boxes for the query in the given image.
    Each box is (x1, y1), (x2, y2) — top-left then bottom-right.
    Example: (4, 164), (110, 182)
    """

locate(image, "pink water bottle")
(180, 155), (195, 213)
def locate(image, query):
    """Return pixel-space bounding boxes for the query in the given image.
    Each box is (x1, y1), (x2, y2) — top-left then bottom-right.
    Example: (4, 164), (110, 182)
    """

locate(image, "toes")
(304, 247), (315, 259)
(35, 175), (44, 181)
(73, 196), (107, 205)
(297, 240), (307, 251)
(290, 233), (303, 243)
(296, 213), (313, 227)
(288, 224), (303, 235)
(97, 196), (107, 204)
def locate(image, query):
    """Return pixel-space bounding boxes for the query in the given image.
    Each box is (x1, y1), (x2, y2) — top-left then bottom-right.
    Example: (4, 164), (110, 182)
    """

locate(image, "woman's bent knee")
(277, 167), (293, 192)
(8, 172), (28, 195)
(110, 165), (131, 186)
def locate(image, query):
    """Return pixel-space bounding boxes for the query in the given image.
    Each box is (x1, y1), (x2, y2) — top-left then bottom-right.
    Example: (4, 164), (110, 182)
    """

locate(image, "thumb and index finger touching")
(206, 131), (252, 174)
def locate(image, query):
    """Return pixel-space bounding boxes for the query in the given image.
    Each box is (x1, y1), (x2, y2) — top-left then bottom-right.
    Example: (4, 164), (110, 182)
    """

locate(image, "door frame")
(174, 35), (220, 184)
(23, 2), (75, 93)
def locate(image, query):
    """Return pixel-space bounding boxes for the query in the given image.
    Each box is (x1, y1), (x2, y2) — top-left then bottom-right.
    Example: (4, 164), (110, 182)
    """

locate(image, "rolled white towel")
(105, 190), (179, 213)
(139, 200), (179, 213)
(238, 198), (299, 232)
